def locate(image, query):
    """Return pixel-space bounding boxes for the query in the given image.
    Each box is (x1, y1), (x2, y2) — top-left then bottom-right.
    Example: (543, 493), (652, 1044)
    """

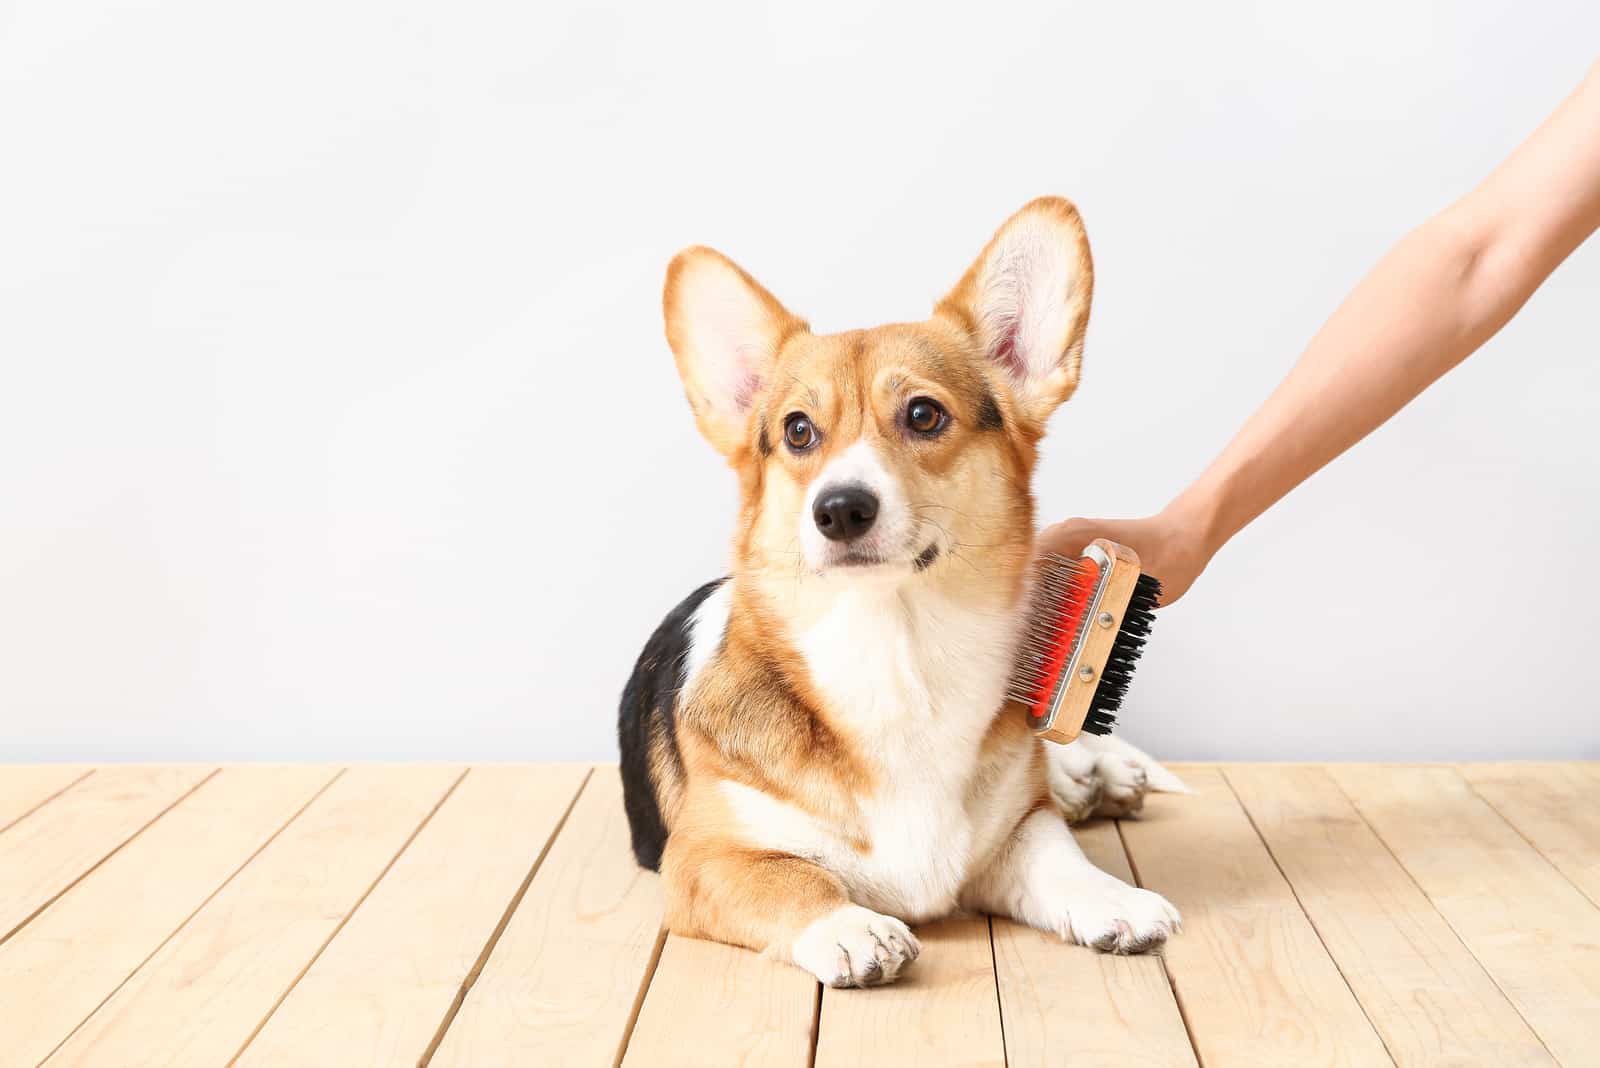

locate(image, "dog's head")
(663, 197), (1092, 599)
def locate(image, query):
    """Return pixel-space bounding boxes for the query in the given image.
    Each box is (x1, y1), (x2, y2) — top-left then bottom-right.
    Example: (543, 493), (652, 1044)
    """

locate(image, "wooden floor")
(2, 764), (1598, 1066)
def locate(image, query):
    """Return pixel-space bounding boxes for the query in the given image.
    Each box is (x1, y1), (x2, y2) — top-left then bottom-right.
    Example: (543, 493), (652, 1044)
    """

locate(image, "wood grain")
(814, 915), (1004, 1068)
(1459, 762), (1600, 907)
(429, 767), (666, 1068)
(1226, 764), (1552, 1067)
(46, 764), (463, 1067)
(1332, 764), (1600, 1066)
(623, 935), (818, 1068)
(0, 765), (338, 1068)
(1119, 766), (1391, 1067)
(0, 764), (92, 832)
(991, 818), (1197, 1068)
(235, 764), (590, 1067)
(4, 760), (1598, 1066)
(0, 764), (214, 941)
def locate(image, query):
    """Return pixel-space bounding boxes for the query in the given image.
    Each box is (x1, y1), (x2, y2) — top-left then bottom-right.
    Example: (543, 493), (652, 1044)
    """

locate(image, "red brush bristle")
(1023, 556), (1101, 720)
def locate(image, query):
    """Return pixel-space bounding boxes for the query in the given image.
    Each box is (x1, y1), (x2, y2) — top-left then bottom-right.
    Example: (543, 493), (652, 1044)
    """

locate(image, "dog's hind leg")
(661, 835), (921, 988)
(1045, 739), (1105, 822)
(1075, 733), (1191, 817)
(1079, 732), (1190, 792)
(1048, 735), (1190, 821)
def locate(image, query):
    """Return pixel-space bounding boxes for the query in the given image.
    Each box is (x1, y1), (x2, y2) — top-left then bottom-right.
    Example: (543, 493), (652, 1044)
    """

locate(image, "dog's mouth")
(824, 541), (941, 573)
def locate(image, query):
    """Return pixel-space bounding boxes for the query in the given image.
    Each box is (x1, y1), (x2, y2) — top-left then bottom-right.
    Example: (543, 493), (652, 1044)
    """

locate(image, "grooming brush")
(1007, 539), (1162, 744)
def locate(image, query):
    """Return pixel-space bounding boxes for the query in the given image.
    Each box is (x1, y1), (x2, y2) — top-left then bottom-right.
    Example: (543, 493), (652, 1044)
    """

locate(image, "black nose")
(813, 485), (879, 541)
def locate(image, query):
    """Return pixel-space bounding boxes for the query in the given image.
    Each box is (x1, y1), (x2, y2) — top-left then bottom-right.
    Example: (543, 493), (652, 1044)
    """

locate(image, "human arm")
(1042, 60), (1600, 604)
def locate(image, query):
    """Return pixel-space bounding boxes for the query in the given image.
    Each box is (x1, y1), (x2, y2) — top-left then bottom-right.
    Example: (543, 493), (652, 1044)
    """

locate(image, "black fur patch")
(977, 392), (1004, 431)
(618, 578), (726, 870)
(913, 543), (941, 572)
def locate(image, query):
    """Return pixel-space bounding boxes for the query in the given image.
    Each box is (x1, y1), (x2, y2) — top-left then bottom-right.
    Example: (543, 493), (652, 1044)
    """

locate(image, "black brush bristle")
(1081, 572), (1162, 735)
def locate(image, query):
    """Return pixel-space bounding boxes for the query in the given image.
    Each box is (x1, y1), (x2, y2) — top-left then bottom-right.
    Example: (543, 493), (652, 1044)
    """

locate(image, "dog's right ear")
(663, 246), (808, 458)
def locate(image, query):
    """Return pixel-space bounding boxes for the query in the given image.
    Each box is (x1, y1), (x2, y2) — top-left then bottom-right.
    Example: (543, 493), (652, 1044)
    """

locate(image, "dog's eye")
(784, 413), (819, 452)
(905, 397), (948, 436)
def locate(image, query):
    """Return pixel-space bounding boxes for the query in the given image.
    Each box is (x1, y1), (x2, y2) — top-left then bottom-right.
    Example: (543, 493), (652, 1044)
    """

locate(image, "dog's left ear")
(937, 197), (1094, 426)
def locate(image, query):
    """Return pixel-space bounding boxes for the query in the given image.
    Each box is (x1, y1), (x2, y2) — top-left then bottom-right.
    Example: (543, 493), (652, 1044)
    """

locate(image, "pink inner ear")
(708, 337), (765, 414)
(732, 370), (762, 412)
(992, 332), (1023, 379)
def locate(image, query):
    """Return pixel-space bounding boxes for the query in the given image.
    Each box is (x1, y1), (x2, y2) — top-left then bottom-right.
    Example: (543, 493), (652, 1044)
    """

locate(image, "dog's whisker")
(947, 548), (988, 575)
(911, 502), (1008, 523)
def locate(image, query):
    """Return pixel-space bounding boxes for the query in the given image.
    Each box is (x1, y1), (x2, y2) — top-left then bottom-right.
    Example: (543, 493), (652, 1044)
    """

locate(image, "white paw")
(1054, 734), (1191, 819)
(1047, 742), (1102, 823)
(790, 905), (921, 988)
(1093, 755), (1149, 817)
(1080, 733), (1191, 796)
(1055, 876), (1181, 954)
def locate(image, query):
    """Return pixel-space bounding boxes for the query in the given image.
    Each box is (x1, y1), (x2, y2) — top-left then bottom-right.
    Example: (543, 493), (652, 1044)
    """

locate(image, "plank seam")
(417, 765), (596, 1067)
(1457, 767), (1600, 912)
(806, 978), (822, 1068)
(36, 766), (348, 1067)
(1114, 818), (1205, 1068)
(1324, 766), (1562, 1067)
(1217, 768), (1398, 1067)
(986, 916), (1009, 1068)
(226, 766), (473, 1067)
(0, 767), (97, 836)
(0, 766), (222, 948)
(612, 925), (669, 1068)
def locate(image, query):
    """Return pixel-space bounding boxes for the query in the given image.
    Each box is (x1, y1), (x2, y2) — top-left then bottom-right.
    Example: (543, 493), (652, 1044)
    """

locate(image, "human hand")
(1035, 510), (1213, 606)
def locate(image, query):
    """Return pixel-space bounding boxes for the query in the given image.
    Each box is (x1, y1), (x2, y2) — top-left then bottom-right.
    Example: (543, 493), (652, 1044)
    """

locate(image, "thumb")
(1035, 517), (1102, 557)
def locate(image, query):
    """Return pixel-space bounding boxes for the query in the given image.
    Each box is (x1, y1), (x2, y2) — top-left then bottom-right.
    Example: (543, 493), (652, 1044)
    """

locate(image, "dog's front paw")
(791, 905), (921, 987)
(1057, 879), (1180, 954)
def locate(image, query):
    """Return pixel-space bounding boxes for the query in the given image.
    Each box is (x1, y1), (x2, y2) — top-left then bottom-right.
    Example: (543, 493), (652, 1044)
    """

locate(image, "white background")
(3, 1), (1597, 762)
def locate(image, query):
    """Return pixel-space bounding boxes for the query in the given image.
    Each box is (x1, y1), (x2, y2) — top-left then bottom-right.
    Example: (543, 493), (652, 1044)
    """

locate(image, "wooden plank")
(1118, 767), (1391, 1067)
(813, 916), (1004, 1068)
(429, 767), (665, 1068)
(1459, 762), (1600, 907)
(235, 764), (590, 1067)
(992, 819), (1198, 1068)
(0, 764), (93, 832)
(1226, 764), (1552, 1067)
(0, 764), (214, 941)
(623, 935), (817, 1068)
(1332, 764), (1600, 1066)
(45, 764), (463, 1067)
(0, 765), (338, 1068)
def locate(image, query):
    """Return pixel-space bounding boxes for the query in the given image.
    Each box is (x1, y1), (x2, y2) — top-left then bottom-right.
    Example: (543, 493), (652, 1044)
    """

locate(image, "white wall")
(3, 1), (1597, 762)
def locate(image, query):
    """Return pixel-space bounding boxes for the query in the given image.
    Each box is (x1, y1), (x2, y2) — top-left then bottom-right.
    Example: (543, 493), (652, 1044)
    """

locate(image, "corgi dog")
(619, 197), (1185, 988)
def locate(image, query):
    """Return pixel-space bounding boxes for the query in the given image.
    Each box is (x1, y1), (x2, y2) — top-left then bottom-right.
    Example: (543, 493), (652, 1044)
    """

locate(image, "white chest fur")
(719, 582), (1028, 920)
